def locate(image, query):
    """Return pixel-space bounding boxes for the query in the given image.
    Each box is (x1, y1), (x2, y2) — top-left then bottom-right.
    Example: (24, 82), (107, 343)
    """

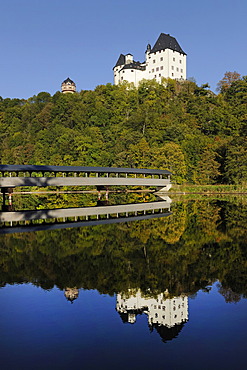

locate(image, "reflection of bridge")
(0, 165), (172, 193)
(0, 198), (172, 234)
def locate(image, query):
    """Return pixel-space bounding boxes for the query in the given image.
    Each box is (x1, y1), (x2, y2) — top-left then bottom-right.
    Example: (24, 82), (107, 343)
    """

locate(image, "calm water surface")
(0, 194), (246, 370)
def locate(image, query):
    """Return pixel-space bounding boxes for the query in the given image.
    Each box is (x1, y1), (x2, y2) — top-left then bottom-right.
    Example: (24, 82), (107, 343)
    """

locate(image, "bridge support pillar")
(96, 186), (109, 201)
(1, 187), (14, 211)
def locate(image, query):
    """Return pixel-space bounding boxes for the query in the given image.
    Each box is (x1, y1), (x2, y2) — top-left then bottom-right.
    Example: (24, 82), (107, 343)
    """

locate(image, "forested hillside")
(0, 75), (246, 184)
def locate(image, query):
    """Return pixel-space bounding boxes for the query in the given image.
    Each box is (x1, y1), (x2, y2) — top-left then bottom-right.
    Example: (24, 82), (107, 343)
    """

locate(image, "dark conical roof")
(114, 54), (126, 68)
(151, 322), (186, 343)
(62, 77), (75, 85)
(151, 33), (186, 55)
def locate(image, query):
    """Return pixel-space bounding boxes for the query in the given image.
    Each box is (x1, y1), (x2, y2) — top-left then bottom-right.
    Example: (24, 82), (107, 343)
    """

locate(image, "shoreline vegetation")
(0, 184), (246, 196)
(170, 184), (247, 194)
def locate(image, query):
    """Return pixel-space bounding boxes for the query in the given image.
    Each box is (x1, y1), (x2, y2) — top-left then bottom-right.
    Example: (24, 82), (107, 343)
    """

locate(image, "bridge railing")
(0, 165), (172, 193)
(0, 199), (172, 234)
(0, 164), (171, 178)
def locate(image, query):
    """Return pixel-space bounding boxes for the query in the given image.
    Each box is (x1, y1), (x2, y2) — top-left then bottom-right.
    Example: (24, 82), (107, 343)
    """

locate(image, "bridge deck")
(0, 176), (170, 188)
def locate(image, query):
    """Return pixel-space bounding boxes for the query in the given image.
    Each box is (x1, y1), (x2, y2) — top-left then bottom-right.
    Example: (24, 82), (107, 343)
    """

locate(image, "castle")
(113, 33), (186, 86)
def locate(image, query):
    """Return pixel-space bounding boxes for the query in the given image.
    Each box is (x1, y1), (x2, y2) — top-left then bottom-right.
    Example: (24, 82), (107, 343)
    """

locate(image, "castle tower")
(61, 77), (76, 93)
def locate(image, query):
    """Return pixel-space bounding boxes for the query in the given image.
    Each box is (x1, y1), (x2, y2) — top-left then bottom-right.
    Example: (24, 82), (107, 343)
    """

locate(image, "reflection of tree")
(0, 199), (246, 300)
(217, 284), (241, 303)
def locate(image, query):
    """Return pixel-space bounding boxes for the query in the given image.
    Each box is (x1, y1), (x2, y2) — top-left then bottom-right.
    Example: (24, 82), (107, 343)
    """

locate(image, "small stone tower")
(61, 77), (76, 93)
(64, 287), (79, 303)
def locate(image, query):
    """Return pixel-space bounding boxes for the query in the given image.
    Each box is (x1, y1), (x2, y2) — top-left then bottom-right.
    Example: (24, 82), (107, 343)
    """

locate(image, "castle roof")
(151, 33), (186, 55)
(152, 322), (186, 343)
(114, 54), (126, 68)
(122, 62), (145, 71)
(62, 77), (76, 85)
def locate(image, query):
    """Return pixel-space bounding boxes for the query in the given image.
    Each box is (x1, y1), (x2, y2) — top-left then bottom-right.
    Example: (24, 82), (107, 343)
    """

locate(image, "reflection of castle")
(116, 289), (188, 342)
(64, 287), (79, 303)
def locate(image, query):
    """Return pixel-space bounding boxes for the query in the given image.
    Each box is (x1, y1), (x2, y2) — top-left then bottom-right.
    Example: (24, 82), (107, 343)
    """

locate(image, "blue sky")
(0, 0), (246, 98)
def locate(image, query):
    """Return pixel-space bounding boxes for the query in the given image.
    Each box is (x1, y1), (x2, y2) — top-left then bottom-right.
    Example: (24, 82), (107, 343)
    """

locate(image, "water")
(0, 195), (246, 370)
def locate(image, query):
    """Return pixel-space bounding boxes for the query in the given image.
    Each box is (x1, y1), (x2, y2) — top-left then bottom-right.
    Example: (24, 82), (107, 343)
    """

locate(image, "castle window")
(181, 69), (183, 72)
(160, 66), (163, 70)
(155, 313), (158, 318)
(173, 57), (175, 61)
(160, 57), (163, 61)
(172, 73), (174, 76)
(154, 75), (156, 78)
(177, 67), (179, 71)
(131, 70), (134, 72)
(152, 69), (154, 72)
(171, 66), (174, 70)
(154, 305), (156, 309)
(162, 315), (165, 319)
(121, 77), (123, 80)
(159, 74), (161, 77)
(156, 67), (159, 71)
(153, 59), (156, 63)
(174, 315), (177, 318)
(122, 70), (125, 73)
(180, 60), (182, 64)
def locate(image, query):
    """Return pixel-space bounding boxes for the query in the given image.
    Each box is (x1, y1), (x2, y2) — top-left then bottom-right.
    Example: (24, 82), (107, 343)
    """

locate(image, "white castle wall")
(116, 67), (147, 86)
(116, 289), (188, 327)
(146, 49), (186, 82)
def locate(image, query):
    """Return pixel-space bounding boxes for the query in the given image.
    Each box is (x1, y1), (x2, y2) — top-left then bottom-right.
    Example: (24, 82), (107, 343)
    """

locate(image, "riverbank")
(169, 184), (247, 194)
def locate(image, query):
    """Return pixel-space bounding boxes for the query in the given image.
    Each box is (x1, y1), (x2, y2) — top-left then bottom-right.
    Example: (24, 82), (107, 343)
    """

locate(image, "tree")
(194, 146), (220, 184)
(225, 138), (247, 184)
(217, 71), (241, 93)
(152, 142), (187, 184)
